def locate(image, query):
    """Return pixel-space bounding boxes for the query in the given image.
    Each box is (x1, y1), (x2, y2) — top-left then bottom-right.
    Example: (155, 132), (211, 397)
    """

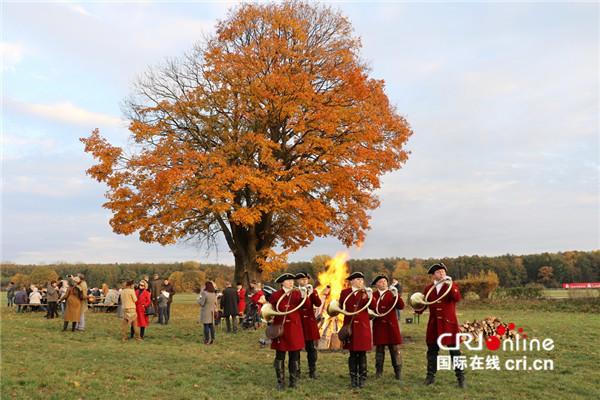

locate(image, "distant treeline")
(287, 250), (600, 289)
(2, 250), (598, 292)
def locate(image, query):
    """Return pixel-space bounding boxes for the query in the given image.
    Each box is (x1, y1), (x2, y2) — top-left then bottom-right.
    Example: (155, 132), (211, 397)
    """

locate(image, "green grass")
(1, 293), (599, 400)
(543, 289), (600, 299)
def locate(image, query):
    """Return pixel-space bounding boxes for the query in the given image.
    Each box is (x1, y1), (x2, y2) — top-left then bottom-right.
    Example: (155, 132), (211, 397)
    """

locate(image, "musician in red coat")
(133, 280), (152, 339)
(295, 272), (322, 379)
(269, 273), (305, 390)
(339, 271), (372, 389)
(415, 263), (465, 388)
(370, 275), (405, 380)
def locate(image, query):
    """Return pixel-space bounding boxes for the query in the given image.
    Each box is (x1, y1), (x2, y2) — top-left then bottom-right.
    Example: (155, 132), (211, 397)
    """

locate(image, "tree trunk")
(234, 253), (262, 288)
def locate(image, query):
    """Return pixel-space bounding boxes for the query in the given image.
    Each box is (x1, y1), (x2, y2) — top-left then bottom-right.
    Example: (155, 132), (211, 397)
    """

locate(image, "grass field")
(1, 293), (599, 400)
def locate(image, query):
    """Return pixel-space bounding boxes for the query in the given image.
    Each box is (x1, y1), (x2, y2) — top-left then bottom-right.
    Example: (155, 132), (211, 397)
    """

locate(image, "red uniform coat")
(237, 288), (246, 315)
(298, 289), (322, 342)
(418, 282), (462, 346)
(370, 290), (405, 345)
(339, 288), (372, 351)
(269, 289), (305, 352)
(251, 289), (264, 314)
(135, 289), (152, 328)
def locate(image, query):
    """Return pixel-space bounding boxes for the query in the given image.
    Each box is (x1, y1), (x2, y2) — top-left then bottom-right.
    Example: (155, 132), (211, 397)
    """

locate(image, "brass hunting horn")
(409, 277), (453, 312)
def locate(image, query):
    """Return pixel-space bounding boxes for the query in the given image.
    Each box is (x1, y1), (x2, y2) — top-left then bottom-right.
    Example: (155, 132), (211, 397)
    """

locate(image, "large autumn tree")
(81, 1), (412, 285)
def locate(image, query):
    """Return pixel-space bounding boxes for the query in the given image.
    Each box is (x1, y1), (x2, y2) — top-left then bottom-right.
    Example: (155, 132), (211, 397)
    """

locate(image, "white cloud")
(0, 133), (57, 160)
(0, 42), (24, 71)
(67, 4), (93, 18)
(6, 98), (124, 128)
(3, 175), (88, 197)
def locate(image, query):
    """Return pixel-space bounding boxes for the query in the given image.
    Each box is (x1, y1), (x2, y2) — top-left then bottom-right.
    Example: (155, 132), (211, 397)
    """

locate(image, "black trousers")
(305, 340), (317, 368)
(427, 343), (464, 378)
(224, 314), (238, 332)
(275, 350), (300, 362)
(46, 302), (58, 318)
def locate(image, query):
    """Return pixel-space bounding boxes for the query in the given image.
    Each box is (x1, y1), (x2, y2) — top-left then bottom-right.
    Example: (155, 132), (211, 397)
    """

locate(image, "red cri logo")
(485, 322), (527, 351)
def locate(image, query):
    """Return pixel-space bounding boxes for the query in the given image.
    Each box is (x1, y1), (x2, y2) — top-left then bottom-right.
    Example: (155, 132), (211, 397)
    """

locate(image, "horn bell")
(409, 292), (427, 312)
(327, 299), (346, 317)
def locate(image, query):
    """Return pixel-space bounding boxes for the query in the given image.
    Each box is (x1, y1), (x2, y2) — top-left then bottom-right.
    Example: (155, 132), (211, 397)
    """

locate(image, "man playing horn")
(268, 273), (305, 391)
(295, 272), (322, 379)
(370, 275), (405, 381)
(339, 271), (372, 389)
(415, 263), (465, 388)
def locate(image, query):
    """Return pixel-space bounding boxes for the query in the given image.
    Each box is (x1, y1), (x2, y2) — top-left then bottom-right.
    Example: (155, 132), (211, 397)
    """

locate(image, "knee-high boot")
(307, 345), (318, 379)
(288, 353), (299, 388)
(375, 346), (385, 378)
(390, 345), (402, 381)
(425, 344), (438, 385)
(274, 359), (285, 391)
(450, 349), (466, 388)
(358, 352), (368, 388)
(348, 352), (359, 388)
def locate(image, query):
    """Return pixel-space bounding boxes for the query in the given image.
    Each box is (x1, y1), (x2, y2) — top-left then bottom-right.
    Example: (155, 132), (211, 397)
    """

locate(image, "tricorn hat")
(427, 263), (448, 275)
(295, 272), (311, 279)
(275, 273), (296, 284)
(346, 271), (365, 281)
(371, 275), (388, 286)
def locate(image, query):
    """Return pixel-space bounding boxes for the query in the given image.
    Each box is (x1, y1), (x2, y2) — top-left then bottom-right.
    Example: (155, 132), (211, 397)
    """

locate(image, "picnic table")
(15, 304), (46, 312)
(88, 303), (118, 312)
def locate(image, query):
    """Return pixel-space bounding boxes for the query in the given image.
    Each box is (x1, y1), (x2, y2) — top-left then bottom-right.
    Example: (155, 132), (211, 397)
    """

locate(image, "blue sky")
(1, 1), (598, 264)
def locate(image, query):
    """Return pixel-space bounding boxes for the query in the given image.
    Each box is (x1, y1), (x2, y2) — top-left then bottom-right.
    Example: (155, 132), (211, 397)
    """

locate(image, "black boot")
(349, 353), (358, 388)
(274, 359), (285, 391)
(375, 348), (385, 378)
(62, 321), (68, 331)
(424, 345), (437, 385)
(390, 345), (402, 381)
(451, 350), (466, 389)
(358, 352), (367, 388)
(289, 359), (299, 388)
(308, 351), (318, 379)
(296, 362), (301, 380)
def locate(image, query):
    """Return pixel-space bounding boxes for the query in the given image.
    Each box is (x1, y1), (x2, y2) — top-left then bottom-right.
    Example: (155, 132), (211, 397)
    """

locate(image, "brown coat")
(62, 287), (82, 322)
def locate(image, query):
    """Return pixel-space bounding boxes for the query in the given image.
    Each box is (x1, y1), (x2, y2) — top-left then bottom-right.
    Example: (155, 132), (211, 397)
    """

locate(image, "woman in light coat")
(197, 281), (218, 344)
(59, 281), (82, 331)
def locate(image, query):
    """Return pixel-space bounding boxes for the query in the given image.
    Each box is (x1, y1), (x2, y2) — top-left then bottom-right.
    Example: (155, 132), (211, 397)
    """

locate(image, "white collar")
(351, 286), (361, 292)
(283, 287), (292, 294)
(378, 289), (387, 294)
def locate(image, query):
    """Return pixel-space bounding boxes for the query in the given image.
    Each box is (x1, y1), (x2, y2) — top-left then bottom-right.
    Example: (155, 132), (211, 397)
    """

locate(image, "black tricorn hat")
(371, 275), (388, 286)
(295, 272), (311, 279)
(427, 263), (448, 275)
(346, 271), (365, 281)
(275, 273), (296, 283)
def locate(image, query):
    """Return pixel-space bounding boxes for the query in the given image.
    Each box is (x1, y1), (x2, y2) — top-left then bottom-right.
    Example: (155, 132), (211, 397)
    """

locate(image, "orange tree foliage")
(81, 2), (412, 285)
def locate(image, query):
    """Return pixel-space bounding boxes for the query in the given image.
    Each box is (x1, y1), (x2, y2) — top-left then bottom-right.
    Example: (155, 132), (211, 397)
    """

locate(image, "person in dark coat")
(220, 282), (239, 333)
(295, 272), (322, 379)
(161, 279), (175, 324)
(14, 287), (28, 313)
(7, 282), (15, 307)
(370, 275), (405, 381)
(149, 274), (162, 320)
(45, 281), (60, 319)
(415, 263), (464, 388)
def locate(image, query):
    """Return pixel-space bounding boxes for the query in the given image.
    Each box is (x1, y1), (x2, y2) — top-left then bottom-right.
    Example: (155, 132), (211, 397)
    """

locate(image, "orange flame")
(316, 252), (349, 302)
